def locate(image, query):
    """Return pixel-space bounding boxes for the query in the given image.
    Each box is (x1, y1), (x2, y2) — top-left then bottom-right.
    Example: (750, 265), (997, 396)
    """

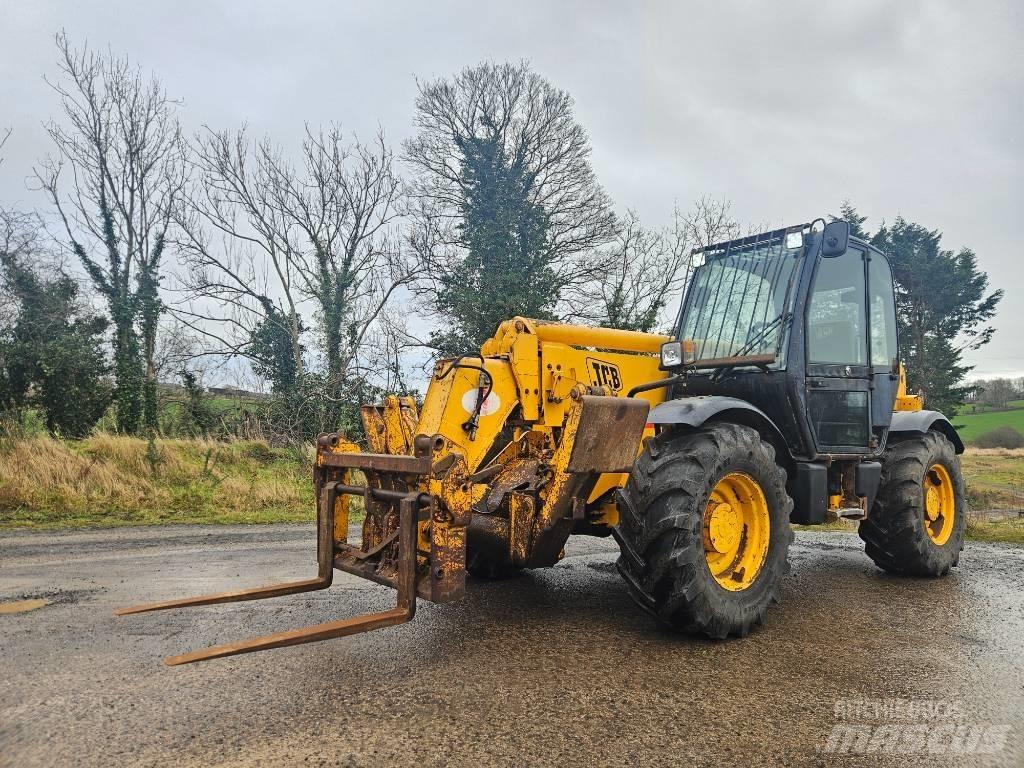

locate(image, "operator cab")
(653, 219), (912, 523)
(659, 219), (900, 462)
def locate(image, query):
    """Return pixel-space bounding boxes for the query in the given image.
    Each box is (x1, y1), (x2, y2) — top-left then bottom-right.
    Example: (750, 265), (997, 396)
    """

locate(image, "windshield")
(678, 232), (804, 364)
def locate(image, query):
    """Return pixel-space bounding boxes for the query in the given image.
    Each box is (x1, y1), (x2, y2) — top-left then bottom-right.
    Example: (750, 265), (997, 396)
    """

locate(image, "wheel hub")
(703, 472), (771, 591)
(706, 502), (741, 553)
(925, 486), (941, 521)
(923, 463), (956, 545)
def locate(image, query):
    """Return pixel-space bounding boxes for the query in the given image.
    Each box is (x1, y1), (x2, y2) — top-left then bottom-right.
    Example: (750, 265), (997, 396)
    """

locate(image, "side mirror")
(821, 220), (850, 258)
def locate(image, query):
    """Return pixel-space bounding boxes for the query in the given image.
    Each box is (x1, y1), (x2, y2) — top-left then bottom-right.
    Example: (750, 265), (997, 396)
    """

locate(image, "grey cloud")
(1, 0), (1020, 376)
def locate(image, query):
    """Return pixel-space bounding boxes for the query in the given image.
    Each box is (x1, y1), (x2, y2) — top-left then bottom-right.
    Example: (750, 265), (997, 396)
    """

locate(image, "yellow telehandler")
(118, 220), (967, 665)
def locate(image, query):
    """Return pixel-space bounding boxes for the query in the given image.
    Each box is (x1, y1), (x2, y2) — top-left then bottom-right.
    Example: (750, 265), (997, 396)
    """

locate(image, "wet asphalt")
(1, 524), (1022, 768)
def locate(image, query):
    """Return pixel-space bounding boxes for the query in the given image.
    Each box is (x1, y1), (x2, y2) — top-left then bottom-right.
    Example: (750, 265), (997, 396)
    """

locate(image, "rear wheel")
(859, 431), (966, 576)
(614, 422), (793, 639)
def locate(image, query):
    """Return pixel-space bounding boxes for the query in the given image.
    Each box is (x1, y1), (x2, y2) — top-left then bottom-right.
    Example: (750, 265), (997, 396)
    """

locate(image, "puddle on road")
(0, 598), (50, 614)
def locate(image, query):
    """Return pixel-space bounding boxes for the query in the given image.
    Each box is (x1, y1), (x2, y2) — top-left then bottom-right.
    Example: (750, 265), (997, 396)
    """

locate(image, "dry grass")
(960, 448), (1024, 514)
(965, 516), (1024, 545)
(0, 433), (318, 529)
(963, 447), (1024, 458)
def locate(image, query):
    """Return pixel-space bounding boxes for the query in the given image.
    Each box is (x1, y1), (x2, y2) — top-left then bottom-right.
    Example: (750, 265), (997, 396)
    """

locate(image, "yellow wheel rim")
(924, 463), (956, 545)
(703, 472), (771, 591)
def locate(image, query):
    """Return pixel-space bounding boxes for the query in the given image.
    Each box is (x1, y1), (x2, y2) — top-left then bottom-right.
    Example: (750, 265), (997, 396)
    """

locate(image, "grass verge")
(965, 517), (1024, 545)
(0, 433), (319, 529)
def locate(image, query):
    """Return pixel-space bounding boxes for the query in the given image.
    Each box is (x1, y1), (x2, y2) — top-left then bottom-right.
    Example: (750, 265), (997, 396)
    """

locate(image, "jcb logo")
(587, 358), (622, 392)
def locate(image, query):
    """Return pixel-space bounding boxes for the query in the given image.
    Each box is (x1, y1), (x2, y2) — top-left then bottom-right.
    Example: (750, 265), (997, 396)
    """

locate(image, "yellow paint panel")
(418, 358), (519, 472)
(894, 362), (923, 412)
(511, 333), (541, 420)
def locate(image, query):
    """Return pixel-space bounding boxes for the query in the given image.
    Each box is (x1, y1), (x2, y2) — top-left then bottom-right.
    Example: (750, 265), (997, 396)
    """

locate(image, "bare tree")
(1, 131), (28, 328)
(976, 377), (1016, 409)
(151, 317), (203, 385)
(34, 32), (186, 433)
(684, 196), (742, 252)
(579, 198), (743, 333)
(284, 128), (413, 394)
(174, 127), (307, 389)
(574, 209), (687, 332)
(403, 61), (619, 353)
(176, 125), (418, 398)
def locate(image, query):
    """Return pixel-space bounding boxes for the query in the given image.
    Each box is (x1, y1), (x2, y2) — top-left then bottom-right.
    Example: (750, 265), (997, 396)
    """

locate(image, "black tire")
(859, 431), (966, 577)
(614, 422), (794, 639)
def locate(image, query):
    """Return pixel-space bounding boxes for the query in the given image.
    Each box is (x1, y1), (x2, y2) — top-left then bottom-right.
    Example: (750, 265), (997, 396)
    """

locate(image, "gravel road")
(1, 524), (1022, 767)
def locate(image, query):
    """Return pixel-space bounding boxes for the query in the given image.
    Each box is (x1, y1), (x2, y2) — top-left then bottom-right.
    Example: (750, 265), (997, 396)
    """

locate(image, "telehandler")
(118, 219), (966, 665)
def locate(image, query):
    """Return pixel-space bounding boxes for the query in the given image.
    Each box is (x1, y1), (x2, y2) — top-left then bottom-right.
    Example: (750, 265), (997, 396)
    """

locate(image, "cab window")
(807, 247), (867, 365)
(868, 255), (899, 369)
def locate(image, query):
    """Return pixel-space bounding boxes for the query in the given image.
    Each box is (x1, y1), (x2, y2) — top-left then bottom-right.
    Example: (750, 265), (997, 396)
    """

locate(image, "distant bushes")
(973, 426), (1024, 449)
(0, 254), (112, 438)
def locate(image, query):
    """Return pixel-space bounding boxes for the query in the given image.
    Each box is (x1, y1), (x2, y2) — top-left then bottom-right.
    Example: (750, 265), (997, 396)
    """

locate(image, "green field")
(954, 404), (1024, 443)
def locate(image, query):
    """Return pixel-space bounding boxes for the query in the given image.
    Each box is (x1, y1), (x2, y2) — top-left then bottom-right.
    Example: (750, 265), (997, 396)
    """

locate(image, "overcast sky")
(1, 0), (1021, 379)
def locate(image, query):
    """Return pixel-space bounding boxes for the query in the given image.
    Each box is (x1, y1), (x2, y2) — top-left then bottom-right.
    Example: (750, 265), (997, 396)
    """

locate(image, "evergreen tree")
(249, 307), (304, 394)
(430, 134), (556, 354)
(870, 218), (1001, 417)
(0, 256), (112, 437)
(831, 200), (869, 239)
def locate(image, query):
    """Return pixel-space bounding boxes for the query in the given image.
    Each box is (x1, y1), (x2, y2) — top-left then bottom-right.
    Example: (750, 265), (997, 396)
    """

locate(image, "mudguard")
(889, 409), (964, 454)
(647, 396), (791, 457)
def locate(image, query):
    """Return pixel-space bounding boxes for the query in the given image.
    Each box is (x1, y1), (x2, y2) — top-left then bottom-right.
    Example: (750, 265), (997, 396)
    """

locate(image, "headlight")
(661, 339), (697, 369)
(660, 341), (683, 368)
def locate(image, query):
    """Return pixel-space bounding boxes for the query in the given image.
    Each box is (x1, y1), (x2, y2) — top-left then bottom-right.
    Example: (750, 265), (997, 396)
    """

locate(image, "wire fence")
(968, 481), (1024, 522)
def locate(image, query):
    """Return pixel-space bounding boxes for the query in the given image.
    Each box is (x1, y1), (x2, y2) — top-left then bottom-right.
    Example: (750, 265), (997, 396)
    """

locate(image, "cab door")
(805, 245), (872, 453)
(866, 251), (900, 445)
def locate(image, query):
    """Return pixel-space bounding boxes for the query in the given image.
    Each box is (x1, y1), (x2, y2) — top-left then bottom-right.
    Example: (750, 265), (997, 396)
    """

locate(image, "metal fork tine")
(113, 577), (330, 616)
(163, 604), (413, 665)
(115, 482), (338, 617)
(151, 494), (419, 665)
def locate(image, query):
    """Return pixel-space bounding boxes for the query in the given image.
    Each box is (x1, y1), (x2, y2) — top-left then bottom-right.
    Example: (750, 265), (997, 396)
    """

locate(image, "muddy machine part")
(116, 318), (664, 664)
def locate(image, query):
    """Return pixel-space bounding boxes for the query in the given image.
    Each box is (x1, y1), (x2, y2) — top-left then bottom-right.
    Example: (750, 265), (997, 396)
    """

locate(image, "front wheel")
(614, 422), (794, 639)
(859, 431), (966, 576)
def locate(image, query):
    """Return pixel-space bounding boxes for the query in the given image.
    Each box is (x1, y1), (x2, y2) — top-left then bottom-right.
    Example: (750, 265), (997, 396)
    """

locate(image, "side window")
(807, 248), (867, 365)
(868, 255), (898, 369)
